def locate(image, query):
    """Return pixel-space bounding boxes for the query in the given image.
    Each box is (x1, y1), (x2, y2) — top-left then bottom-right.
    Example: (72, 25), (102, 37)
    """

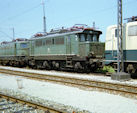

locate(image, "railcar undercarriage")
(0, 55), (103, 73)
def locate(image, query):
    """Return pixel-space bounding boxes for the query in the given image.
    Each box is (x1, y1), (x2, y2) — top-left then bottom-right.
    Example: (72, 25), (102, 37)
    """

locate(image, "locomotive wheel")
(74, 62), (83, 72)
(83, 65), (91, 73)
(127, 64), (136, 74)
(43, 61), (51, 70)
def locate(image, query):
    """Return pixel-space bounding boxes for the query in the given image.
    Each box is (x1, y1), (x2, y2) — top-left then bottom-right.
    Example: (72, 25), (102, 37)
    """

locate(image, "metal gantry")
(117, 0), (124, 72)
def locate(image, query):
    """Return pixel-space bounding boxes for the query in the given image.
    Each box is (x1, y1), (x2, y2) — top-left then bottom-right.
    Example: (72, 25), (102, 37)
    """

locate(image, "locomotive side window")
(128, 25), (137, 36)
(35, 40), (42, 47)
(20, 43), (28, 48)
(46, 39), (52, 45)
(52, 38), (55, 44)
(42, 40), (46, 45)
(55, 37), (64, 45)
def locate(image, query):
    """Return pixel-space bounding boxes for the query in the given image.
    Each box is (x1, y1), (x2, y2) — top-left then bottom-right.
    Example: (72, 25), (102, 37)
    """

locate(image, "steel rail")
(0, 93), (65, 113)
(0, 68), (137, 98)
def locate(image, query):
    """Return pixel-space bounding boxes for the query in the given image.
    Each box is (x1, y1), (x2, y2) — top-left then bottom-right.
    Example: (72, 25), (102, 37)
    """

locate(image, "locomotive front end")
(88, 42), (105, 69)
(78, 28), (105, 71)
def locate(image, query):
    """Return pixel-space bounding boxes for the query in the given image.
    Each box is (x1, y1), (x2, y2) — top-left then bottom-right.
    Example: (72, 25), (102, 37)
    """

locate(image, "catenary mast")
(42, 0), (46, 33)
(117, 0), (124, 72)
(111, 0), (130, 80)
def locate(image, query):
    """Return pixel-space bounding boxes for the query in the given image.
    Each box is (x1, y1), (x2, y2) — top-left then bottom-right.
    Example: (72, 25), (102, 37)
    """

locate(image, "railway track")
(0, 93), (65, 113)
(0, 98), (37, 113)
(0, 68), (137, 99)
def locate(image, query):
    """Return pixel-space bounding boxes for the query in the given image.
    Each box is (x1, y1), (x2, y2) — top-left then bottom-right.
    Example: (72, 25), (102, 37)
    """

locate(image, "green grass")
(102, 66), (115, 73)
(96, 66), (115, 74)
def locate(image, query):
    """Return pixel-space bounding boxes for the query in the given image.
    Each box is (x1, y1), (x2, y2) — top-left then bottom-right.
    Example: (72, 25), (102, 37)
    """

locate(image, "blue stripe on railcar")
(105, 50), (117, 64)
(105, 50), (137, 64)
(124, 50), (137, 61)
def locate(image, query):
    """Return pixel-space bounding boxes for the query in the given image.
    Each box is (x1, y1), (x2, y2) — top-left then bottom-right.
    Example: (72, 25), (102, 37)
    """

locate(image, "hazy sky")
(0, 0), (136, 42)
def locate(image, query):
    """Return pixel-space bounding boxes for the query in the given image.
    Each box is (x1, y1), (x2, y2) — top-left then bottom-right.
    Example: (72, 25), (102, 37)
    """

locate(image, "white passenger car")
(105, 17), (137, 73)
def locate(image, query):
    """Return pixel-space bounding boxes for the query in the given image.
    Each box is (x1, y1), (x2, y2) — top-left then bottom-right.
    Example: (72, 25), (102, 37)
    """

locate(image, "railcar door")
(66, 35), (71, 54)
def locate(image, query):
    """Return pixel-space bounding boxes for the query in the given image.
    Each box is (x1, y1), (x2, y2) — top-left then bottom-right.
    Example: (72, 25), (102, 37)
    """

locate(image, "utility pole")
(117, 0), (123, 72)
(42, 0), (46, 33)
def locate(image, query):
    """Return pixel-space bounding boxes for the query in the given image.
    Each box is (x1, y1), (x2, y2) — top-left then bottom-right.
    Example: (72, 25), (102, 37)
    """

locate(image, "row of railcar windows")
(35, 37), (64, 47)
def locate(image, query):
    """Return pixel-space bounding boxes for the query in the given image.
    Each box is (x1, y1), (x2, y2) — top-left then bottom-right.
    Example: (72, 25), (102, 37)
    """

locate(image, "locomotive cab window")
(93, 35), (98, 42)
(87, 34), (92, 41)
(80, 34), (85, 42)
(79, 33), (99, 42)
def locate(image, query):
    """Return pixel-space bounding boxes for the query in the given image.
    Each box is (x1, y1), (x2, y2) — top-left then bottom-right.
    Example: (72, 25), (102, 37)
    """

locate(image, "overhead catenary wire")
(52, 0), (137, 26)
(0, 30), (12, 40)
(0, 3), (41, 24)
(0, 3), (42, 41)
(0, 0), (136, 42)
(0, 0), (136, 25)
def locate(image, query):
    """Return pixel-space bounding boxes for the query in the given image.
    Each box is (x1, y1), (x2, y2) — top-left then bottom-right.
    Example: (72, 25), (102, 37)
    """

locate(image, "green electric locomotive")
(0, 24), (105, 72)
(28, 24), (105, 71)
(0, 38), (29, 66)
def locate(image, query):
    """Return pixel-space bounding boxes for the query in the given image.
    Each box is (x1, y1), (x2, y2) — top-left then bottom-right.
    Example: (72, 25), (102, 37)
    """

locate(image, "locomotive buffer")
(111, 0), (130, 81)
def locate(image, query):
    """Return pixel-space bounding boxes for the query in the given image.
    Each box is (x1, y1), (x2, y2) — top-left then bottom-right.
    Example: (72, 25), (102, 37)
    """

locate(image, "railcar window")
(128, 25), (137, 36)
(35, 40), (42, 47)
(46, 39), (52, 45)
(115, 29), (118, 37)
(55, 37), (64, 45)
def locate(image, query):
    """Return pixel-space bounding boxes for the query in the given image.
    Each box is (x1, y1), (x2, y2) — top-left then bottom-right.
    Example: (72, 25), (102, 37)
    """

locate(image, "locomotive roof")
(29, 28), (102, 41)
(0, 38), (28, 45)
